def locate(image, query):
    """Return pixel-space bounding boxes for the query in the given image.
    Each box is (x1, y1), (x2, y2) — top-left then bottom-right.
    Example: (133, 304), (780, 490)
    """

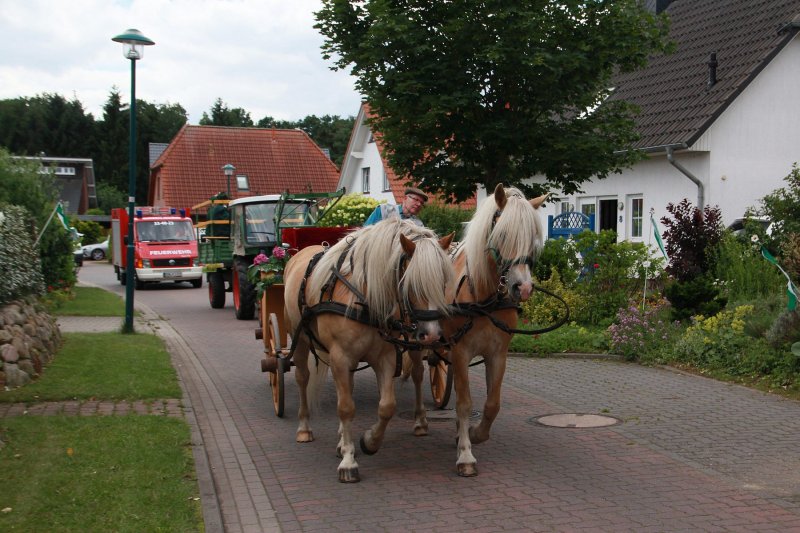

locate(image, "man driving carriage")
(364, 186), (428, 227)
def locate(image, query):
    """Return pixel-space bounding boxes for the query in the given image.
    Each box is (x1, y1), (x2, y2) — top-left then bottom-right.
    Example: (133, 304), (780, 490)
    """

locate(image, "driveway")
(77, 261), (800, 532)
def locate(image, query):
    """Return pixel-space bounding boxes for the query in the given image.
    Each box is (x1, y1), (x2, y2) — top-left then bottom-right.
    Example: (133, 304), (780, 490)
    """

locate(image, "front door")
(598, 199), (618, 234)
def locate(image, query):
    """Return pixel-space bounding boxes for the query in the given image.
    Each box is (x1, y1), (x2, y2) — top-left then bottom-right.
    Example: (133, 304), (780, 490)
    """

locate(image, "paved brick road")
(53, 263), (800, 532)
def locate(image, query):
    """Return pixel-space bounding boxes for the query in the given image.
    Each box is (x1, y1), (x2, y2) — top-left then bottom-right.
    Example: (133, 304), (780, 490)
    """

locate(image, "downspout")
(666, 146), (704, 208)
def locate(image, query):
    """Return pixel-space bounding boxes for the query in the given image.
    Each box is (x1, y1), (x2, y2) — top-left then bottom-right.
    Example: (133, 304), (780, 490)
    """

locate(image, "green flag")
(651, 213), (668, 261)
(761, 245), (798, 311)
(55, 202), (70, 231)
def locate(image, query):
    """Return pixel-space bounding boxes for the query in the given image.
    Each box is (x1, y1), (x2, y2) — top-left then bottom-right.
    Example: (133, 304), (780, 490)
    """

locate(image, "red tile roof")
(610, 0), (800, 150)
(149, 125), (340, 209)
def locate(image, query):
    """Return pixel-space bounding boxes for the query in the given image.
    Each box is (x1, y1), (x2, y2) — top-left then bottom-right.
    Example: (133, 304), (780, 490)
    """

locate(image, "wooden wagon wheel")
(428, 351), (453, 409)
(266, 312), (287, 417)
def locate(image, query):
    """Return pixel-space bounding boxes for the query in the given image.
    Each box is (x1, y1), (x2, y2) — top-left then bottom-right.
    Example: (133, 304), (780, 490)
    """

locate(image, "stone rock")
(0, 330), (12, 344)
(4, 363), (30, 388)
(12, 337), (29, 359)
(0, 344), (18, 363)
(17, 359), (36, 378)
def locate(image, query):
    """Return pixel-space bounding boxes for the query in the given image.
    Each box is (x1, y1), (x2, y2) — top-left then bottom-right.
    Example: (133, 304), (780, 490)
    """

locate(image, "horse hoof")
(413, 426), (428, 437)
(296, 431), (314, 443)
(338, 468), (360, 483)
(359, 435), (378, 455)
(457, 463), (478, 477)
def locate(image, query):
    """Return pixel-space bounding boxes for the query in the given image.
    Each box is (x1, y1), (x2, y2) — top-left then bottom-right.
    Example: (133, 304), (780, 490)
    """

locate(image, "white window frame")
(382, 169), (390, 192)
(361, 167), (370, 193)
(629, 195), (644, 240)
(236, 174), (249, 191)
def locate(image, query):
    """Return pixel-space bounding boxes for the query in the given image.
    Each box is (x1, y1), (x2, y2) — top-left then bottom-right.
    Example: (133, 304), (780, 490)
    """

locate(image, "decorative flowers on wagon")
(248, 244), (291, 296)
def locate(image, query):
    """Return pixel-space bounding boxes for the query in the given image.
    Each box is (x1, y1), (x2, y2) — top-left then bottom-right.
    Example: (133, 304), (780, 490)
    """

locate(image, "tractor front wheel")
(232, 258), (256, 320)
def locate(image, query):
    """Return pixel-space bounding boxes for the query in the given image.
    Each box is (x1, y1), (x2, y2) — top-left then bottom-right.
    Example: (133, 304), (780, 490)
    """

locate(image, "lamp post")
(222, 163), (236, 198)
(112, 28), (155, 333)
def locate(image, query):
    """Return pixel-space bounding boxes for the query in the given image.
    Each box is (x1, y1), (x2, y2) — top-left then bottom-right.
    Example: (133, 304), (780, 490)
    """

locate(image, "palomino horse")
(439, 184), (546, 477)
(283, 218), (454, 482)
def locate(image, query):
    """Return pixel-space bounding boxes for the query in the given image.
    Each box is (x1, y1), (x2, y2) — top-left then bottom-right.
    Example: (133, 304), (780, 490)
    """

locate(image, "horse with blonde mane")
(434, 184), (547, 477)
(283, 218), (454, 483)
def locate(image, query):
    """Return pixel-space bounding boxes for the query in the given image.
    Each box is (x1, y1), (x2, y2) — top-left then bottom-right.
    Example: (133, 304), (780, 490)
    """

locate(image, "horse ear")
(438, 232), (455, 250)
(530, 192), (550, 209)
(399, 233), (416, 257)
(494, 183), (507, 209)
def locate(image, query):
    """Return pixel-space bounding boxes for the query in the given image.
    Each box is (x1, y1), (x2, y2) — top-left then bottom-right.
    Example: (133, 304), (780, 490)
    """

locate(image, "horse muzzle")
(510, 280), (533, 303)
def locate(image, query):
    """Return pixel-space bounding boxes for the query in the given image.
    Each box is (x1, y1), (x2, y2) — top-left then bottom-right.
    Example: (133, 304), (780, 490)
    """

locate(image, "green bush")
(0, 204), (45, 304)
(522, 269), (584, 326)
(74, 219), (105, 246)
(607, 299), (678, 361)
(572, 230), (656, 325)
(533, 237), (581, 285)
(713, 232), (783, 303)
(765, 309), (800, 349)
(318, 194), (382, 227)
(419, 203), (474, 239)
(664, 275), (727, 321)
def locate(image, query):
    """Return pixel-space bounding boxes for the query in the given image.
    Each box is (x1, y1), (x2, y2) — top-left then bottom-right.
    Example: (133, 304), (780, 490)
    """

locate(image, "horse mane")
(459, 186), (543, 294)
(306, 219), (453, 323)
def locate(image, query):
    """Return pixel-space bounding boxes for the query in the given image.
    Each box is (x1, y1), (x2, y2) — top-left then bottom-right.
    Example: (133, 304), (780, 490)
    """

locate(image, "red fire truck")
(111, 206), (203, 289)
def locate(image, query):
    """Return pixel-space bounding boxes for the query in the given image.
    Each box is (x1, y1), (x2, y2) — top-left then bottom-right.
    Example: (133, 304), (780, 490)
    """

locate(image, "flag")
(761, 245), (798, 311)
(55, 202), (70, 231)
(651, 213), (668, 261)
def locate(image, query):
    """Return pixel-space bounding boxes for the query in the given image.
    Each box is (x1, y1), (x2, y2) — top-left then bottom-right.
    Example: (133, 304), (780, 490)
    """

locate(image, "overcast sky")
(0, 0), (363, 123)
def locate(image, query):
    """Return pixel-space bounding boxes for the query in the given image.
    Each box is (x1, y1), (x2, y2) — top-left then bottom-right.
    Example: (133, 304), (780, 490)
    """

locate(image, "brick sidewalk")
(0, 398), (184, 418)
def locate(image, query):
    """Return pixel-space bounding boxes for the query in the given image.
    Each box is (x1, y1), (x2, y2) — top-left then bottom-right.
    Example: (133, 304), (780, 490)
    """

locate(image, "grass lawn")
(0, 416), (200, 533)
(0, 333), (181, 403)
(47, 286), (126, 317)
(0, 284), (201, 532)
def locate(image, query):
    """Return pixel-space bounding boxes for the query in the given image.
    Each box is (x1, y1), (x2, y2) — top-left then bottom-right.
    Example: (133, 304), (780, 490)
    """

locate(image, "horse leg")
(361, 357), (397, 454)
(330, 352), (360, 483)
(451, 350), (478, 477)
(409, 350), (429, 436)
(469, 354), (506, 445)
(293, 336), (314, 443)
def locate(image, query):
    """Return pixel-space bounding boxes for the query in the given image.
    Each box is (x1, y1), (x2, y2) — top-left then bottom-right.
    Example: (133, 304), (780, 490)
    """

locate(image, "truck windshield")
(243, 201), (315, 244)
(136, 220), (196, 242)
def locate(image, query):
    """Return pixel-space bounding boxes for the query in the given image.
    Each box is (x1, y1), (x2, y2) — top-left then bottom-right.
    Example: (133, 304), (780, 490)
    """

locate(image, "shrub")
(522, 269), (584, 326)
(664, 274), (727, 321)
(532, 237), (581, 286)
(607, 299), (677, 361)
(673, 305), (753, 371)
(661, 199), (723, 281)
(317, 194), (381, 227)
(713, 232), (784, 303)
(756, 163), (800, 253)
(419, 202), (473, 239)
(0, 204), (45, 304)
(572, 230), (656, 325)
(74, 219), (105, 246)
(765, 310), (800, 349)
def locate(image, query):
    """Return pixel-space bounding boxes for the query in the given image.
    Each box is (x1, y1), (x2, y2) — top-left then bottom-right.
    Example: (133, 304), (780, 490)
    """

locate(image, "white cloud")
(0, 0), (362, 122)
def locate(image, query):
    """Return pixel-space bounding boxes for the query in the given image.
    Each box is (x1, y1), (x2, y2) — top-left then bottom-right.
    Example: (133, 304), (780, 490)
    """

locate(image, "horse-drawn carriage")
(256, 185), (566, 482)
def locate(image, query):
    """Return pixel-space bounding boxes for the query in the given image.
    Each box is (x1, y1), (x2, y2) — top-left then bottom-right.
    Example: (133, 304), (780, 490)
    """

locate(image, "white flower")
(642, 260), (651, 268)
(750, 234), (759, 243)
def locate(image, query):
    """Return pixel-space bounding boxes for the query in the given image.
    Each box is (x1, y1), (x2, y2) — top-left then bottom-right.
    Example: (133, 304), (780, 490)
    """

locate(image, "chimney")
(707, 52), (718, 89)
(644, 0), (673, 14)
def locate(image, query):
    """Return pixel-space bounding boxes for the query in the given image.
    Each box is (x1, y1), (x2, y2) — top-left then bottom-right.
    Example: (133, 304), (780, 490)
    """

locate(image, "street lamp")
(112, 28), (155, 333)
(222, 163), (236, 198)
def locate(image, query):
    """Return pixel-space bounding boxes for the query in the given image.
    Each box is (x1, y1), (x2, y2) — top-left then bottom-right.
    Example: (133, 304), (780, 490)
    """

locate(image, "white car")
(81, 238), (110, 261)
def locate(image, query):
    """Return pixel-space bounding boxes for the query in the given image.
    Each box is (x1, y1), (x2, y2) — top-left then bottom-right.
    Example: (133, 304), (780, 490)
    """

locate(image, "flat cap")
(404, 186), (428, 202)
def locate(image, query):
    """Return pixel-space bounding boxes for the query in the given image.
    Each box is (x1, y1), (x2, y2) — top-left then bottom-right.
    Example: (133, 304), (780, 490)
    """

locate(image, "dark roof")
(610, 0), (800, 150)
(149, 125), (340, 208)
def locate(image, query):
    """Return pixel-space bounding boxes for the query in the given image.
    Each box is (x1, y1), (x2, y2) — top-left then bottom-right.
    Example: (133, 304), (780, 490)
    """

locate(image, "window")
(236, 174), (249, 191)
(630, 196), (643, 238)
(382, 169), (390, 191)
(581, 203), (596, 216)
(361, 167), (370, 193)
(368, 132), (375, 143)
(560, 201), (573, 214)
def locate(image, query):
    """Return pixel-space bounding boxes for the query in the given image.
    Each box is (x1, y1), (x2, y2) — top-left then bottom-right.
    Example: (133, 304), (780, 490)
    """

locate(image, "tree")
(200, 98), (254, 127)
(257, 114), (355, 166)
(315, 0), (672, 201)
(95, 88), (129, 194)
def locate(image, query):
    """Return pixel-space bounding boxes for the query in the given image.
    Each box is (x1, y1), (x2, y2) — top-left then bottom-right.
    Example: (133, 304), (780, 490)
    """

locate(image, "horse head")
(492, 184), (548, 302)
(399, 230), (455, 345)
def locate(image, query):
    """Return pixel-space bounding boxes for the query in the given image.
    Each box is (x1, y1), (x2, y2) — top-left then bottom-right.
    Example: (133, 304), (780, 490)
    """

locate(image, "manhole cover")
(531, 413), (621, 428)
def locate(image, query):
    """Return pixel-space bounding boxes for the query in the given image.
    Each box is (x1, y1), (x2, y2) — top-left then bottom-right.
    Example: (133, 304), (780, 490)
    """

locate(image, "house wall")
(338, 110), (396, 204)
(705, 37), (800, 224)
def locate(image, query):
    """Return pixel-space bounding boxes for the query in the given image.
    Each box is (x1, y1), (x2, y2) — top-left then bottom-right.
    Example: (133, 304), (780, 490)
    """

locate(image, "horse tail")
(305, 354), (329, 415)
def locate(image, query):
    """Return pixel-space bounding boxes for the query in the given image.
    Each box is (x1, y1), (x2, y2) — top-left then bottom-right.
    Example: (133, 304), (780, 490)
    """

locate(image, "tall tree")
(95, 89), (129, 194)
(135, 101), (188, 203)
(200, 98), (254, 127)
(315, 0), (672, 201)
(257, 114), (354, 166)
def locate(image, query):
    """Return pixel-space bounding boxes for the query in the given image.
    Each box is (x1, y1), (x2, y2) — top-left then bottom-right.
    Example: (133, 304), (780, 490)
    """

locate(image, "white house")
(535, 0), (800, 243)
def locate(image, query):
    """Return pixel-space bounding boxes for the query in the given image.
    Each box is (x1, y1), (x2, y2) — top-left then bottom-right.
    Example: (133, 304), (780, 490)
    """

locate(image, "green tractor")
(193, 189), (346, 320)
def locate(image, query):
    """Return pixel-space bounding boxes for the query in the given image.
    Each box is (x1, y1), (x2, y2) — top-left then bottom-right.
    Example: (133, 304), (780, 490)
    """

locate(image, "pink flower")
(253, 253), (269, 265)
(593, 263), (600, 269)
(272, 246), (286, 259)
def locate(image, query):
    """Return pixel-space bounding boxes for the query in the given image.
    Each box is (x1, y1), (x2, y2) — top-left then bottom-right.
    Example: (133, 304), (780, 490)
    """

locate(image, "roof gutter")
(665, 145), (704, 208)
(616, 142), (705, 207)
